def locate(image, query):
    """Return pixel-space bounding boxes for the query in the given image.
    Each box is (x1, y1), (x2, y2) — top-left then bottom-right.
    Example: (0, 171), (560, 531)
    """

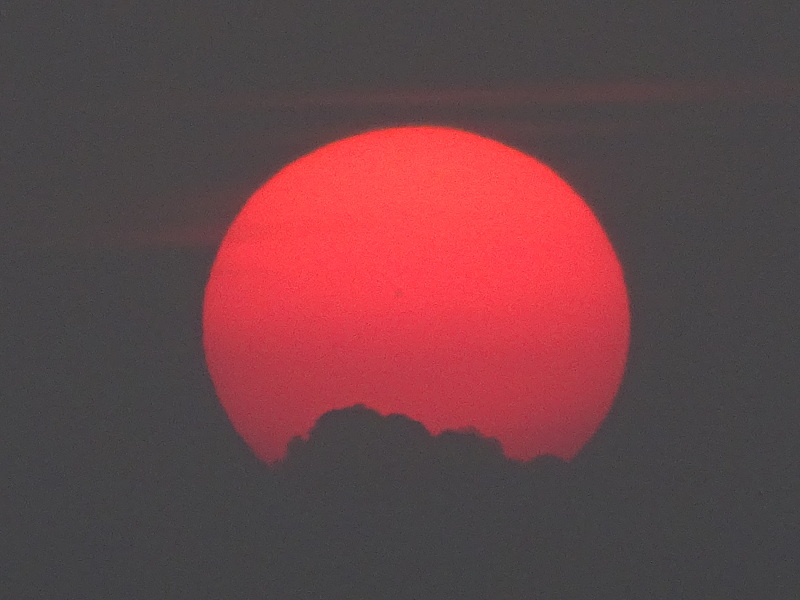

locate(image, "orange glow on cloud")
(203, 126), (629, 463)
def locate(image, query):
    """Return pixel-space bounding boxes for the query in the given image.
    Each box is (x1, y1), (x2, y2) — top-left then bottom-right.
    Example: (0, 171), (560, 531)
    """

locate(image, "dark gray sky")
(4, 3), (800, 597)
(4, 1), (800, 245)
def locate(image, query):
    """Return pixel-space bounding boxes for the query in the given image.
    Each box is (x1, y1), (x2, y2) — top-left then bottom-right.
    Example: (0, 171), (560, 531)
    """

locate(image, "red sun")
(203, 126), (629, 463)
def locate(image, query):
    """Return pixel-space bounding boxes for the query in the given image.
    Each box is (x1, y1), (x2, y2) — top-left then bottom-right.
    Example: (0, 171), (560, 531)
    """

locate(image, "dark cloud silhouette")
(270, 406), (581, 598)
(280, 405), (513, 480)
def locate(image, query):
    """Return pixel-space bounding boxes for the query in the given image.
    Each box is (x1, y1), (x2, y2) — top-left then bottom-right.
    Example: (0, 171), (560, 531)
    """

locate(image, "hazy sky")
(4, 3), (799, 597)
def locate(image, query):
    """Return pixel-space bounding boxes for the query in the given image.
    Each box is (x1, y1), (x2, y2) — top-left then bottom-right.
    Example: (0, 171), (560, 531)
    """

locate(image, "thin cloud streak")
(11, 77), (798, 250)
